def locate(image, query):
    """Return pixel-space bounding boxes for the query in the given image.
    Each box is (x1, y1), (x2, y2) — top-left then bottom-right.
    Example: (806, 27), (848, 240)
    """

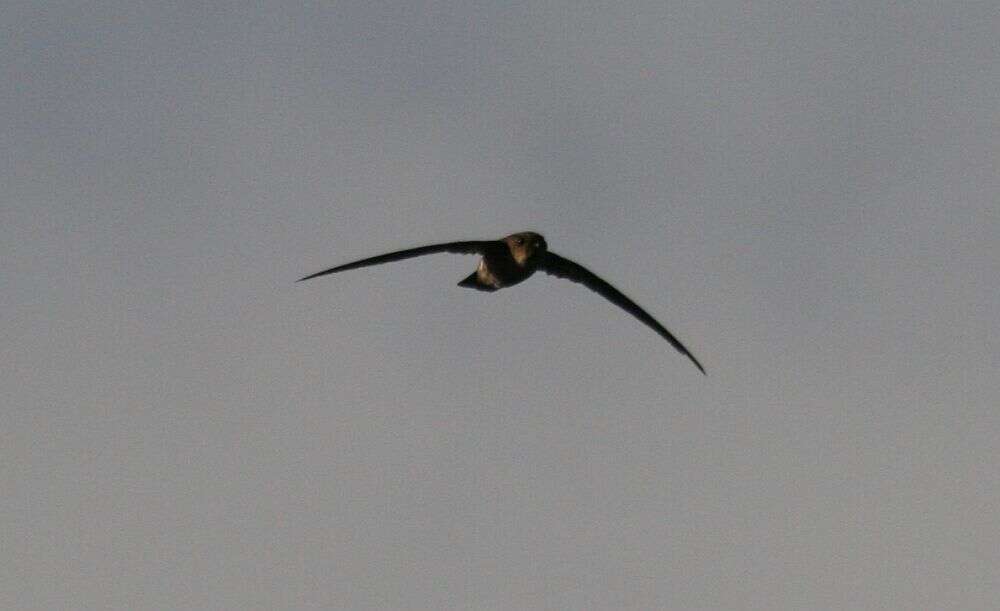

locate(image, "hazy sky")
(3, 2), (999, 609)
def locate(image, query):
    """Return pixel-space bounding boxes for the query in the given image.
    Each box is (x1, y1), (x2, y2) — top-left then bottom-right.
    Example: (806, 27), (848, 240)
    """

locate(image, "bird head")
(504, 231), (547, 266)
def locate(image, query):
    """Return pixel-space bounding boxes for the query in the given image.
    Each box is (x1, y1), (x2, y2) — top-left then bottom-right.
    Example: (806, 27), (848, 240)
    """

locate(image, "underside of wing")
(298, 240), (495, 282)
(538, 251), (705, 374)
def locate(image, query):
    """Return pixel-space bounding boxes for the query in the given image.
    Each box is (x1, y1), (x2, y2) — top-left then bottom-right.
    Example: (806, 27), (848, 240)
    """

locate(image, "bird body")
(459, 232), (546, 290)
(299, 231), (705, 373)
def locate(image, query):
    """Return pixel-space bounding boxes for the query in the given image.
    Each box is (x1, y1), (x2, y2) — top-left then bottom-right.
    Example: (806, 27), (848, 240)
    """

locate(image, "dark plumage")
(299, 231), (705, 374)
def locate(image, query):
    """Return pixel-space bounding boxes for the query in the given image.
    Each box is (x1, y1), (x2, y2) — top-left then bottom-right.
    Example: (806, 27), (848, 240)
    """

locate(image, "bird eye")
(515, 237), (524, 245)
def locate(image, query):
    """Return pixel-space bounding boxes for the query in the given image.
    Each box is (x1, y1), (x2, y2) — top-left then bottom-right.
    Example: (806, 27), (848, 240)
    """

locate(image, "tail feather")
(457, 271), (497, 292)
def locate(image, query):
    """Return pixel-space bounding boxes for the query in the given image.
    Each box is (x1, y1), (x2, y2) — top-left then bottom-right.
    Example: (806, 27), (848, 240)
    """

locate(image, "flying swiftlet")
(299, 231), (705, 374)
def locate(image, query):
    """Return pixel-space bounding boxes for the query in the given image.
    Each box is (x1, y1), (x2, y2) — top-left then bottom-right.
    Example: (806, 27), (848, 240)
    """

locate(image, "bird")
(298, 231), (705, 374)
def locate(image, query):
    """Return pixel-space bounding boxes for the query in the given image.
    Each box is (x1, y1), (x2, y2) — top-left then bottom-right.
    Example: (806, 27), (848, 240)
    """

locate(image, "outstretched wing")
(538, 251), (705, 374)
(298, 241), (494, 282)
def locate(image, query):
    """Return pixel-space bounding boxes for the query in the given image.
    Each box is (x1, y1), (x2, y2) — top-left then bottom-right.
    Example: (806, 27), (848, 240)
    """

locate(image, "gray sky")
(3, 2), (999, 609)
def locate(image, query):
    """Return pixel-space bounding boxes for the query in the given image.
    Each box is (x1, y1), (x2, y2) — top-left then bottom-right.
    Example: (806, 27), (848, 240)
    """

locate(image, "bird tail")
(457, 271), (496, 292)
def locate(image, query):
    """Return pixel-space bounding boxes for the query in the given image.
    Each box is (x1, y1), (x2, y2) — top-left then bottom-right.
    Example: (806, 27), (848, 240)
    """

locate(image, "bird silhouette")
(299, 231), (705, 374)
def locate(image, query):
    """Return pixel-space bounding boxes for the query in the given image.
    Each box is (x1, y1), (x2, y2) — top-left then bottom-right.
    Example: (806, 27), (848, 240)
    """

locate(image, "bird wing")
(538, 251), (705, 374)
(298, 240), (494, 282)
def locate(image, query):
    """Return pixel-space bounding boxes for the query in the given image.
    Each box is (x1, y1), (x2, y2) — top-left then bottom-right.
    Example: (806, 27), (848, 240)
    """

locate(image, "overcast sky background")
(3, 2), (999, 609)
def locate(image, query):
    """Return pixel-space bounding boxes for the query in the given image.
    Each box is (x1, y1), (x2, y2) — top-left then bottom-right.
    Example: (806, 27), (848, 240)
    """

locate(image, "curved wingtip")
(693, 358), (707, 375)
(297, 268), (337, 283)
(680, 344), (706, 375)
